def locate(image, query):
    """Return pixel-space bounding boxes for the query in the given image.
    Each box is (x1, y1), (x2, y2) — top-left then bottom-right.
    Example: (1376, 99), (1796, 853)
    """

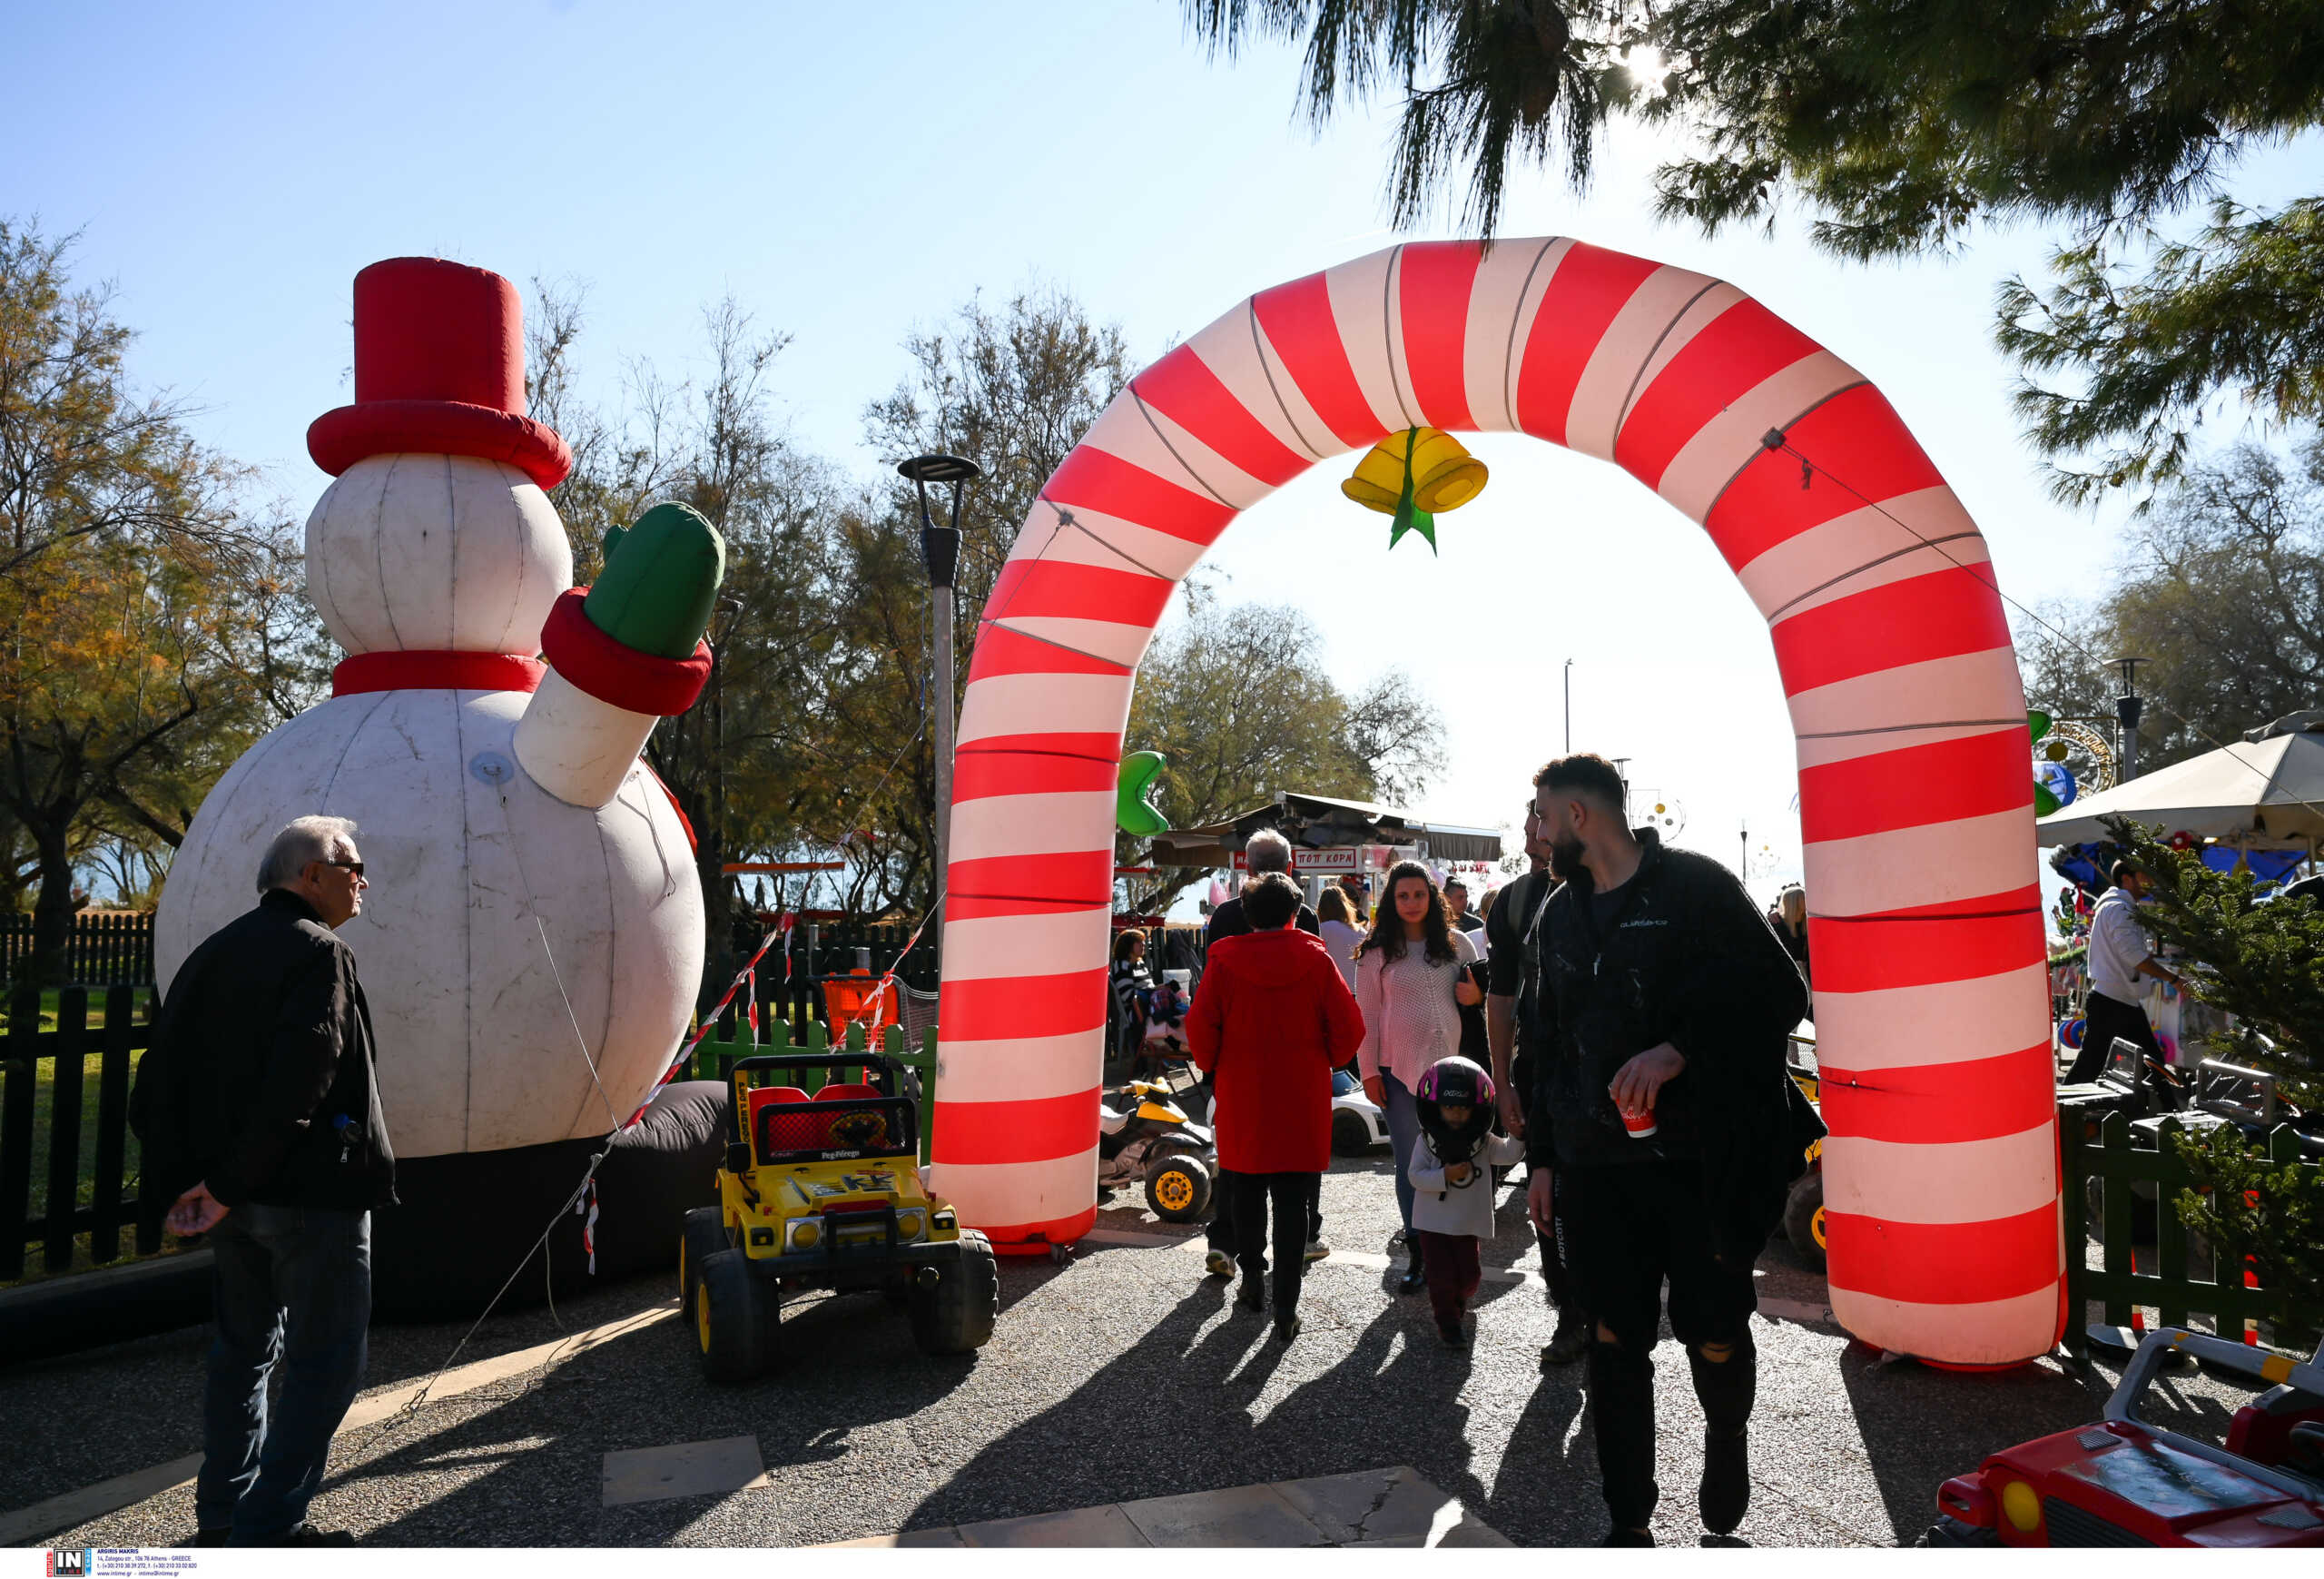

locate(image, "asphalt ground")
(6, 1154), (2268, 1550)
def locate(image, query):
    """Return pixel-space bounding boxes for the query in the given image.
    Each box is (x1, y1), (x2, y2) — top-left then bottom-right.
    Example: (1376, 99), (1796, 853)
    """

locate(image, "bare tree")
(1121, 600), (1443, 912)
(2017, 433), (2324, 771)
(828, 287), (1137, 913)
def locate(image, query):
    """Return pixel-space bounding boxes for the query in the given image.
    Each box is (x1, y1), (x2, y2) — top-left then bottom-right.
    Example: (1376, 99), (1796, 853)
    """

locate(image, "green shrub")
(2171, 1124), (2324, 1347)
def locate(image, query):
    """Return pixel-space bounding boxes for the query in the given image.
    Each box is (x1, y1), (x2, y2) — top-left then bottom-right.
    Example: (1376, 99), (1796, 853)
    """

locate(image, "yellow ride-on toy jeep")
(679, 1050), (998, 1381)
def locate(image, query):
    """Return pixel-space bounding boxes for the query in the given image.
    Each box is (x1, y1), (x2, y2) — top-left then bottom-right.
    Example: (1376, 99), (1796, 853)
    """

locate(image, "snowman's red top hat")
(306, 258), (573, 489)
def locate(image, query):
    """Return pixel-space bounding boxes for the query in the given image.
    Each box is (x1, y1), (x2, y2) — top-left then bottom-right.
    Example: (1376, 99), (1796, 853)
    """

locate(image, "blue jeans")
(1383, 1072), (1421, 1239)
(198, 1206), (372, 1543)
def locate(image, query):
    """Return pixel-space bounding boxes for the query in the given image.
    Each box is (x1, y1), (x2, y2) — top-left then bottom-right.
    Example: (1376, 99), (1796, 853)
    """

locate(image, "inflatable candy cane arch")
(933, 239), (2060, 1367)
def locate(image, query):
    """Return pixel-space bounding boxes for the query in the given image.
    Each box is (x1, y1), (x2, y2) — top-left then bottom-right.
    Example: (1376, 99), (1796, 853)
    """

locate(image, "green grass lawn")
(3, 1046), (158, 1290)
(20, 986), (152, 1032)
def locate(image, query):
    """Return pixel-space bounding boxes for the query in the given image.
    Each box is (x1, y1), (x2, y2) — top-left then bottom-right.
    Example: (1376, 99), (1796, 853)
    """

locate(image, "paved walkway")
(824, 1466), (1509, 1547)
(0, 1160), (2252, 1548)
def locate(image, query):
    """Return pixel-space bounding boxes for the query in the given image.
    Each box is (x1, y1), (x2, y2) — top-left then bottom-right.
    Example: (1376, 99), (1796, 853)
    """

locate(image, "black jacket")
(1525, 831), (1816, 1253)
(1484, 867), (1552, 1092)
(131, 890), (397, 1211)
(1204, 895), (1319, 949)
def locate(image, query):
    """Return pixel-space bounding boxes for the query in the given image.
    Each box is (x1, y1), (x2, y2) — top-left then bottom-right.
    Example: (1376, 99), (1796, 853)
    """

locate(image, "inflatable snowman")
(156, 259), (725, 1313)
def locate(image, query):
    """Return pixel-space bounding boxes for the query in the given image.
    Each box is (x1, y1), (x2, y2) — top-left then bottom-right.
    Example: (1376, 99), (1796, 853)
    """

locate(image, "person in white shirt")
(1355, 860), (1482, 1294)
(2069, 859), (2188, 1083)
(1315, 884), (1364, 992)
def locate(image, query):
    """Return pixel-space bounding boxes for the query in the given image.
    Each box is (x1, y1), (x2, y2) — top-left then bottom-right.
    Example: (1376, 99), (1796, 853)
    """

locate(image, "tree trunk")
(27, 819), (76, 991)
(696, 828), (735, 1013)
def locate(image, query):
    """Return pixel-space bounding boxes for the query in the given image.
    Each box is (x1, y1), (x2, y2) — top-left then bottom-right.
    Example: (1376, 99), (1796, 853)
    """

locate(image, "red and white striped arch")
(933, 238), (2061, 1367)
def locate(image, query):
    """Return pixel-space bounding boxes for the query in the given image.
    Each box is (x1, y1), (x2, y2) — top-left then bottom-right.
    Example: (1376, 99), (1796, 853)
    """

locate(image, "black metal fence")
(1141, 923), (1206, 979)
(720, 915), (942, 1033)
(0, 913), (156, 989)
(0, 987), (157, 1281)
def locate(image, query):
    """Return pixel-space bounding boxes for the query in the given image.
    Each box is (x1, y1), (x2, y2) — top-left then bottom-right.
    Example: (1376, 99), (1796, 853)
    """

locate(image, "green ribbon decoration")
(1117, 750), (1170, 836)
(1388, 428), (1437, 555)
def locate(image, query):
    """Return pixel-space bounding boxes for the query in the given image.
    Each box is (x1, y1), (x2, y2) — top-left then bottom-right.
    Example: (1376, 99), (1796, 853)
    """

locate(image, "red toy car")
(1924, 1328), (2324, 1546)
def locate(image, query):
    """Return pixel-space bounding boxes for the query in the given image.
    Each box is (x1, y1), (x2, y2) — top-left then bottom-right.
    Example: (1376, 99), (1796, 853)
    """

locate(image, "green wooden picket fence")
(682, 1016), (939, 1166)
(2063, 1107), (2322, 1357)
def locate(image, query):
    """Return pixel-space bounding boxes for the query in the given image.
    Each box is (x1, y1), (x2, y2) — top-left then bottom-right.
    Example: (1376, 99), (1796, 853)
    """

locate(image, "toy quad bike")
(1096, 1079), (1217, 1222)
(1921, 1327), (2324, 1546)
(680, 1050), (998, 1382)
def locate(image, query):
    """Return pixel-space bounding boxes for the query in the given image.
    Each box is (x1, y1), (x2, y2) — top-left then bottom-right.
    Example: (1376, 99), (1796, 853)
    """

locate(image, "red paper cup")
(1621, 1106), (1658, 1140)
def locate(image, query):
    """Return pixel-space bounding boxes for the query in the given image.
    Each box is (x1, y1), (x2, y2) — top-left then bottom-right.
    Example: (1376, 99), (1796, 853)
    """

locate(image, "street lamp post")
(2111, 656), (2150, 783)
(899, 453), (985, 933)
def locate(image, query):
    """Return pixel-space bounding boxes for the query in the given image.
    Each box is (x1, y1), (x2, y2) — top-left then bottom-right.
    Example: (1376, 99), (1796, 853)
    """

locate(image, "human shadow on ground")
(0, 1269), (679, 1517)
(343, 1278), (1000, 1546)
(898, 1262), (1600, 1544)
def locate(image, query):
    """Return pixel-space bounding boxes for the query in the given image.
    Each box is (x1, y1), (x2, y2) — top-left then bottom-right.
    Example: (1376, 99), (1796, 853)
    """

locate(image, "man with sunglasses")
(132, 815), (395, 1547)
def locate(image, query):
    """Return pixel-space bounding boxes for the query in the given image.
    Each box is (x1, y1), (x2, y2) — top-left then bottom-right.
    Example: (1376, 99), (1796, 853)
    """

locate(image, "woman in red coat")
(1188, 871), (1366, 1341)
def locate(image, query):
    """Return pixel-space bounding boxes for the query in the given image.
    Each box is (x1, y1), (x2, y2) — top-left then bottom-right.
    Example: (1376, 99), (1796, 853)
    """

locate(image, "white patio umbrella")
(2036, 728), (2324, 846)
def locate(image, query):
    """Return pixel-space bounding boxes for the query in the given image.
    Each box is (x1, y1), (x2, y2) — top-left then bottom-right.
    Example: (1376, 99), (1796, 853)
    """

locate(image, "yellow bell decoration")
(1341, 427), (1489, 553)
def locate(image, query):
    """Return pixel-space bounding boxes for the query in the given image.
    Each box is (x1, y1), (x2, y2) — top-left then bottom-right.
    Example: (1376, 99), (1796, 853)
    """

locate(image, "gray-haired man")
(132, 815), (395, 1547)
(1200, 826), (1325, 1274)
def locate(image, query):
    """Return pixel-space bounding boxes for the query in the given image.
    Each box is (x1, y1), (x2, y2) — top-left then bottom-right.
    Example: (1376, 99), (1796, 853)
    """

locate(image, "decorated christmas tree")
(2097, 814), (2322, 1105)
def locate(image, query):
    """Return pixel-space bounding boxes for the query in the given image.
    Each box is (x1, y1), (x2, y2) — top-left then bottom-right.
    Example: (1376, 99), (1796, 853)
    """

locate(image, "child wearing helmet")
(1410, 1054), (1526, 1347)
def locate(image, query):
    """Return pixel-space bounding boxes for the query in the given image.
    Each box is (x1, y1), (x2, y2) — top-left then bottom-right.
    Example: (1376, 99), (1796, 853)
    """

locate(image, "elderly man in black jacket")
(132, 814), (395, 1548)
(1521, 755), (1816, 1547)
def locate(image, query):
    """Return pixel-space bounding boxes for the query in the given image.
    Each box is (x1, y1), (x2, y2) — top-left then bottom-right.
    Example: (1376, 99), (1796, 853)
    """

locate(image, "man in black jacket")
(1485, 797), (1588, 1367)
(1201, 829), (1320, 947)
(132, 815), (396, 1548)
(1520, 755), (1812, 1546)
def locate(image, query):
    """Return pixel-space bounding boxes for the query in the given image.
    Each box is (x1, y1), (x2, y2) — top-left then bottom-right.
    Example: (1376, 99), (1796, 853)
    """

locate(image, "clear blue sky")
(9, 3), (2314, 906)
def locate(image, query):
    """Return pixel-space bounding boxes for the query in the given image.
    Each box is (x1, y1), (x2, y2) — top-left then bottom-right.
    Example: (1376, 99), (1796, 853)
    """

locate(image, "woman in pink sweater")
(1355, 861), (1482, 1295)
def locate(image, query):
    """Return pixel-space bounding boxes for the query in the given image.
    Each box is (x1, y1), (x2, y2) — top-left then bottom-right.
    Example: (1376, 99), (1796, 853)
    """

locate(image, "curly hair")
(1357, 860), (1459, 965)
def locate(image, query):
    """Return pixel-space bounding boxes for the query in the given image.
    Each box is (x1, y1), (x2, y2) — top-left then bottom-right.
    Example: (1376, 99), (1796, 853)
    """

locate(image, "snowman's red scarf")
(539, 588), (712, 715)
(332, 650), (546, 695)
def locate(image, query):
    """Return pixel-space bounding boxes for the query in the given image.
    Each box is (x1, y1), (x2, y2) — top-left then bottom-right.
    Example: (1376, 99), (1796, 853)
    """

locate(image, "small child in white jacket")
(1409, 1092), (1525, 1347)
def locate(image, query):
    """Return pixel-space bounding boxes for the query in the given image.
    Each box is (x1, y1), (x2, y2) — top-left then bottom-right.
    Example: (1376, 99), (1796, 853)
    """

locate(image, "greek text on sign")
(1235, 848), (1359, 872)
